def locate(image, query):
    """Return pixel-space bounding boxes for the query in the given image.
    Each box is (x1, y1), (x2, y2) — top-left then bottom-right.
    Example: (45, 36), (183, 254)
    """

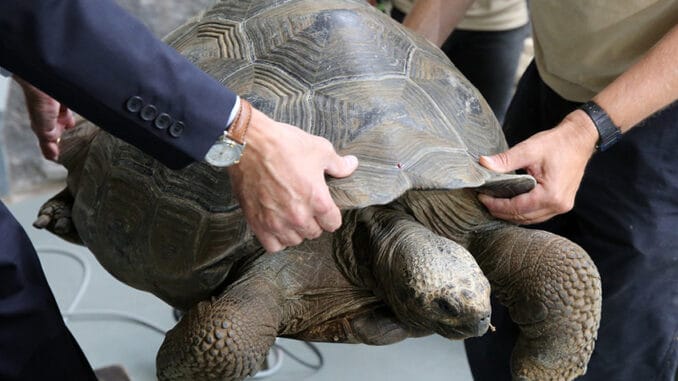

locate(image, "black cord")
(274, 341), (325, 371)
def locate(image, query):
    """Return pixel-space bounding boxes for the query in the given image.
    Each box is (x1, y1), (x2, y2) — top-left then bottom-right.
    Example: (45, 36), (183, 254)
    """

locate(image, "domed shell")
(66, 0), (534, 309)
(165, 0), (535, 208)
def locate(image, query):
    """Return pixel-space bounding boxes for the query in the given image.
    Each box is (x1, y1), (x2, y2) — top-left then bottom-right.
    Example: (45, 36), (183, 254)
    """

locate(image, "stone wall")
(0, 0), (212, 196)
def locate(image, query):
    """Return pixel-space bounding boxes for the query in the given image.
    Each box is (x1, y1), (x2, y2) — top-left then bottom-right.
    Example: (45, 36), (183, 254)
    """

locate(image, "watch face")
(205, 139), (245, 167)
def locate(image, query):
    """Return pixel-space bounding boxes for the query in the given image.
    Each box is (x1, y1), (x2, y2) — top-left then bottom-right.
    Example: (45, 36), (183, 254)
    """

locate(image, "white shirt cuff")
(226, 97), (241, 128)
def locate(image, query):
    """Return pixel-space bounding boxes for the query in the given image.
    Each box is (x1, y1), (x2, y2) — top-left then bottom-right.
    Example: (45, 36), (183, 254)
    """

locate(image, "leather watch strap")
(226, 99), (252, 145)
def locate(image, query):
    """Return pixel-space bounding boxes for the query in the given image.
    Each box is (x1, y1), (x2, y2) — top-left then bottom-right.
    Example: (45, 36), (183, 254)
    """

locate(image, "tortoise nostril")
(435, 298), (460, 317)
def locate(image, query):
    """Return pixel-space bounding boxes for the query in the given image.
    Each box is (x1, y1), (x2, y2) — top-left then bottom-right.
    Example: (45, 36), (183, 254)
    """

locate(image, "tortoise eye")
(435, 298), (460, 317)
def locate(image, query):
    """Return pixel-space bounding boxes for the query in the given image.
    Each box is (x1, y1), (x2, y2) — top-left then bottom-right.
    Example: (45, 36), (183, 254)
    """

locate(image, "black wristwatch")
(579, 101), (622, 152)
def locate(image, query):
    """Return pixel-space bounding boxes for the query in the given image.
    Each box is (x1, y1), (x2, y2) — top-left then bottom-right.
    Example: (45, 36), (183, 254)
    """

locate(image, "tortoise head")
(354, 207), (491, 339)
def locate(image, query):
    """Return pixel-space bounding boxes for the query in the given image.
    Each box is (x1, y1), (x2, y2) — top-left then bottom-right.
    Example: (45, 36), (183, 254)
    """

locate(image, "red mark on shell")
(396, 162), (403, 169)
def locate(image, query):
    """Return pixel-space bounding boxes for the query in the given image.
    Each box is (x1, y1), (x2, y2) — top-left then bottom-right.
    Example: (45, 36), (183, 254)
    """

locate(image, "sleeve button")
(154, 113), (173, 130)
(169, 121), (185, 138)
(140, 105), (158, 121)
(125, 96), (143, 113)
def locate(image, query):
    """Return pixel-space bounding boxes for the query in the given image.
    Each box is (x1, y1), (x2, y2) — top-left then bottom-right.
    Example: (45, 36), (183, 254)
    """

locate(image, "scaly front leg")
(157, 274), (282, 381)
(470, 225), (601, 381)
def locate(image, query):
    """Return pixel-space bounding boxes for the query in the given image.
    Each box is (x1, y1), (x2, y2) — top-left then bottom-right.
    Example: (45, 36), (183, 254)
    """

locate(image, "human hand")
(227, 107), (359, 252)
(15, 77), (76, 161)
(477, 110), (599, 224)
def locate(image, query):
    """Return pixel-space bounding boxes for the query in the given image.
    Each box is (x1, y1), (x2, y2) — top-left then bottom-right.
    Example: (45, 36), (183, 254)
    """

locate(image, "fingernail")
(479, 155), (499, 170)
(344, 155), (358, 167)
(479, 155), (493, 164)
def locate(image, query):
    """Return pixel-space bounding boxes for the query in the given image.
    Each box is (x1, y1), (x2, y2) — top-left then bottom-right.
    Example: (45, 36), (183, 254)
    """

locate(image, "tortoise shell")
(167, 0), (534, 206)
(66, 0), (533, 308)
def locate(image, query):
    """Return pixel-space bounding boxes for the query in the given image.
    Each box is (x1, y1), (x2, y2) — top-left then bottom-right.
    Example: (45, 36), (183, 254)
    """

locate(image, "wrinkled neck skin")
(398, 189), (504, 245)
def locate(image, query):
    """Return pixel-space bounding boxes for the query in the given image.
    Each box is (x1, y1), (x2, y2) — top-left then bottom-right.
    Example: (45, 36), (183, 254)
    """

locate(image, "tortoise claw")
(33, 188), (83, 245)
(33, 214), (52, 229)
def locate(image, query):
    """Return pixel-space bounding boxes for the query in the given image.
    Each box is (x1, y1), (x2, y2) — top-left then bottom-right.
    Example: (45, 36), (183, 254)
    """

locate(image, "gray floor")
(6, 191), (474, 381)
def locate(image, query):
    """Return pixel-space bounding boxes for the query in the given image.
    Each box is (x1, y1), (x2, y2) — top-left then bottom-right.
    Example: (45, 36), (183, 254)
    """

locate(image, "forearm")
(593, 24), (678, 133)
(0, 0), (237, 169)
(477, 22), (678, 225)
(402, 0), (475, 46)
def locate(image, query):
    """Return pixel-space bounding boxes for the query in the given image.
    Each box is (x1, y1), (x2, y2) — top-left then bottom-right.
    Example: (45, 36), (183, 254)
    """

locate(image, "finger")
(325, 154), (359, 179)
(256, 231), (285, 253)
(487, 208), (554, 225)
(316, 207), (342, 232)
(58, 105), (76, 129)
(482, 204), (552, 224)
(478, 191), (554, 225)
(479, 142), (535, 174)
(275, 229), (303, 248)
(478, 193), (522, 221)
(39, 141), (59, 161)
(311, 184), (343, 232)
(297, 222), (323, 240)
(316, 203), (342, 233)
(33, 120), (59, 141)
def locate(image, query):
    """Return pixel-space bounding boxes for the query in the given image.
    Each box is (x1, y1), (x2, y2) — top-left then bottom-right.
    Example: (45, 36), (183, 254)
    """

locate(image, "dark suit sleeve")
(0, 0), (238, 169)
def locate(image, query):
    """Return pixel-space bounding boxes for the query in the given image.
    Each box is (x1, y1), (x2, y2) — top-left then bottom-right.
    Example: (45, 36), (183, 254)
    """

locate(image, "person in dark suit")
(0, 0), (358, 379)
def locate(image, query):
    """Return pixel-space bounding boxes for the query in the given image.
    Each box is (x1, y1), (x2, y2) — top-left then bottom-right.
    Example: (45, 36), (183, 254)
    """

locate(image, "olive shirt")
(392, 0), (528, 31)
(530, 0), (678, 102)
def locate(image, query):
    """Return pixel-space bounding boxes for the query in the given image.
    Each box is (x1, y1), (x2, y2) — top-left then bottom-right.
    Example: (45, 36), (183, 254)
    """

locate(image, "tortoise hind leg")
(156, 275), (283, 381)
(470, 225), (602, 381)
(32, 122), (101, 245)
(33, 188), (83, 245)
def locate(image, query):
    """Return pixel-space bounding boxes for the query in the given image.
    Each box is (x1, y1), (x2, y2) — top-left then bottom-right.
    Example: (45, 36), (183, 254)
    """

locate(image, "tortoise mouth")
(436, 316), (491, 339)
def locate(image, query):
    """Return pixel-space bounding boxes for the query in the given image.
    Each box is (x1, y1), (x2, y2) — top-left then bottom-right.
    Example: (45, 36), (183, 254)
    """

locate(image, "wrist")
(204, 99), (252, 167)
(562, 109), (600, 153)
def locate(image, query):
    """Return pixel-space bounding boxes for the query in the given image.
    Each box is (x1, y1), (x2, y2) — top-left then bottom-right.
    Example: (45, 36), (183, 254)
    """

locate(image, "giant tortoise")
(34, 0), (601, 380)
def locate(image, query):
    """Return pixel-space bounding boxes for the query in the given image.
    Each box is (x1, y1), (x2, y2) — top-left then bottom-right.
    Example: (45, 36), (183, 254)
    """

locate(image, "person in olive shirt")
(406, 1), (678, 380)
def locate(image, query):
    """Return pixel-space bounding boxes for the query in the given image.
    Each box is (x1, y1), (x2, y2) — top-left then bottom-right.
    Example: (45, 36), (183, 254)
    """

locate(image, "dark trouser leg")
(441, 25), (529, 124)
(465, 61), (678, 381)
(0, 201), (96, 380)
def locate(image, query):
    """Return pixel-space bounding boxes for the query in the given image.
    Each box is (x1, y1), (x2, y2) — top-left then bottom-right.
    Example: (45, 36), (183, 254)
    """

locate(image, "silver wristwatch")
(204, 99), (252, 167)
